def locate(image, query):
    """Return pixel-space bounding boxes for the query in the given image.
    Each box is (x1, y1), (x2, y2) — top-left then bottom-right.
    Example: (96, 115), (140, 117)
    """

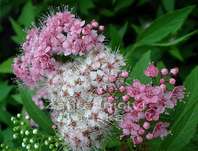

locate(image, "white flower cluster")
(45, 47), (125, 150)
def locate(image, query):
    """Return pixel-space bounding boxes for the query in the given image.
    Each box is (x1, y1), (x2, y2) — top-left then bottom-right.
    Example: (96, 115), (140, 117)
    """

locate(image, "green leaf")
(100, 9), (115, 17)
(136, 6), (194, 46)
(160, 66), (198, 151)
(128, 50), (151, 84)
(156, 61), (165, 69)
(108, 25), (122, 49)
(162, 0), (175, 11)
(18, 1), (36, 27)
(169, 48), (184, 61)
(0, 82), (13, 102)
(0, 128), (14, 147)
(20, 88), (54, 135)
(0, 24), (3, 32)
(0, 58), (13, 74)
(119, 22), (128, 40)
(10, 18), (26, 44)
(12, 94), (22, 104)
(0, 108), (12, 126)
(108, 23), (128, 50)
(114, 0), (134, 12)
(151, 30), (198, 47)
(102, 126), (122, 150)
(79, 0), (94, 15)
(131, 24), (142, 34)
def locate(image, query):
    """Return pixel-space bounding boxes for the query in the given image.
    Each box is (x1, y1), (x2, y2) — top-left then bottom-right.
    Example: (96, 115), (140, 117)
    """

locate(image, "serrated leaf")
(160, 66), (198, 151)
(0, 58), (13, 73)
(18, 1), (36, 27)
(20, 88), (54, 135)
(128, 51), (151, 84)
(151, 30), (198, 47)
(136, 6), (194, 46)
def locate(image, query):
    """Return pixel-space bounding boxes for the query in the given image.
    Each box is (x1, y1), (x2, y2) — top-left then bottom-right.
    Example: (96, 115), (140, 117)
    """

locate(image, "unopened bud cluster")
(9, 114), (65, 151)
(0, 144), (9, 151)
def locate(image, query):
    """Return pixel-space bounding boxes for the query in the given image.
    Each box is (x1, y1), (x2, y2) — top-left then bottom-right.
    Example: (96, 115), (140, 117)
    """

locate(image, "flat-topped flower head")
(46, 47), (125, 150)
(13, 10), (104, 87)
(118, 65), (185, 145)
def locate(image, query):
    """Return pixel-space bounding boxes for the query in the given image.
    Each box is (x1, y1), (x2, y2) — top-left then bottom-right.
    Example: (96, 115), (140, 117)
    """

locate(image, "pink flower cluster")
(13, 11), (104, 86)
(97, 70), (129, 115)
(119, 64), (185, 144)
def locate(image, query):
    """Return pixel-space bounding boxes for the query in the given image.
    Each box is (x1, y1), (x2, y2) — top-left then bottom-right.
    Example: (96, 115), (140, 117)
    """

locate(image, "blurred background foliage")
(0, 0), (198, 150)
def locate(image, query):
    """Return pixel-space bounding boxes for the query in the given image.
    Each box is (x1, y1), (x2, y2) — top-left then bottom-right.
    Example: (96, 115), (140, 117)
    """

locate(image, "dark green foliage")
(0, 0), (198, 150)
(19, 88), (54, 135)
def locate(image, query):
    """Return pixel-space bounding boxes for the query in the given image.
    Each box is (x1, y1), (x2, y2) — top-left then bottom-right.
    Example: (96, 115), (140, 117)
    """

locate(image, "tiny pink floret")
(169, 78), (176, 85)
(161, 68), (169, 76)
(120, 71), (129, 78)
(144, 64), (159, 78)
(170, 67), (179, 76)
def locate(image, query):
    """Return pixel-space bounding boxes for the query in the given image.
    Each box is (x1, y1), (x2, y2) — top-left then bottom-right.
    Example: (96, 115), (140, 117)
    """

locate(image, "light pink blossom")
(161, 68), (168, 75)
(170, 67), (179, 76)
(152, 122), (170, 138)
(169, 78), (176, 85)
(119, 65), (185, 145)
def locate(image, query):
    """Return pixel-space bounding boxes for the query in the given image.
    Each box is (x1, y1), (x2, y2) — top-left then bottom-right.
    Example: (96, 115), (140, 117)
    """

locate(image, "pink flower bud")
(120, 71), (128, 78)
(107, 107), (114, 114)
(170, 67), (179, 76)
(133, 136), (143, 144)
(122, 95), (129, 102)
(119, 86), (126, 93)
(82, 25), (91, 35)
(97, 88), (104, 95)
(160, 84), (166, 91)
(144, 64), (159, 78)
(108, 75), (117, 82)
(91, 20), (98, 28)
(107, 96), (115, 103)
(99, 25), (104, 31)
(37, 100), (44, 109)
(146, 133), (153, 140)
(124, 107), (132, 112)
(160, 79), (165, 84)
(143, 122), (150, 129)
(169, 78), (176, 85)
(138, 128), (145, 135)
(161, 68), (168, 76)
(108, 86), (115, 93)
